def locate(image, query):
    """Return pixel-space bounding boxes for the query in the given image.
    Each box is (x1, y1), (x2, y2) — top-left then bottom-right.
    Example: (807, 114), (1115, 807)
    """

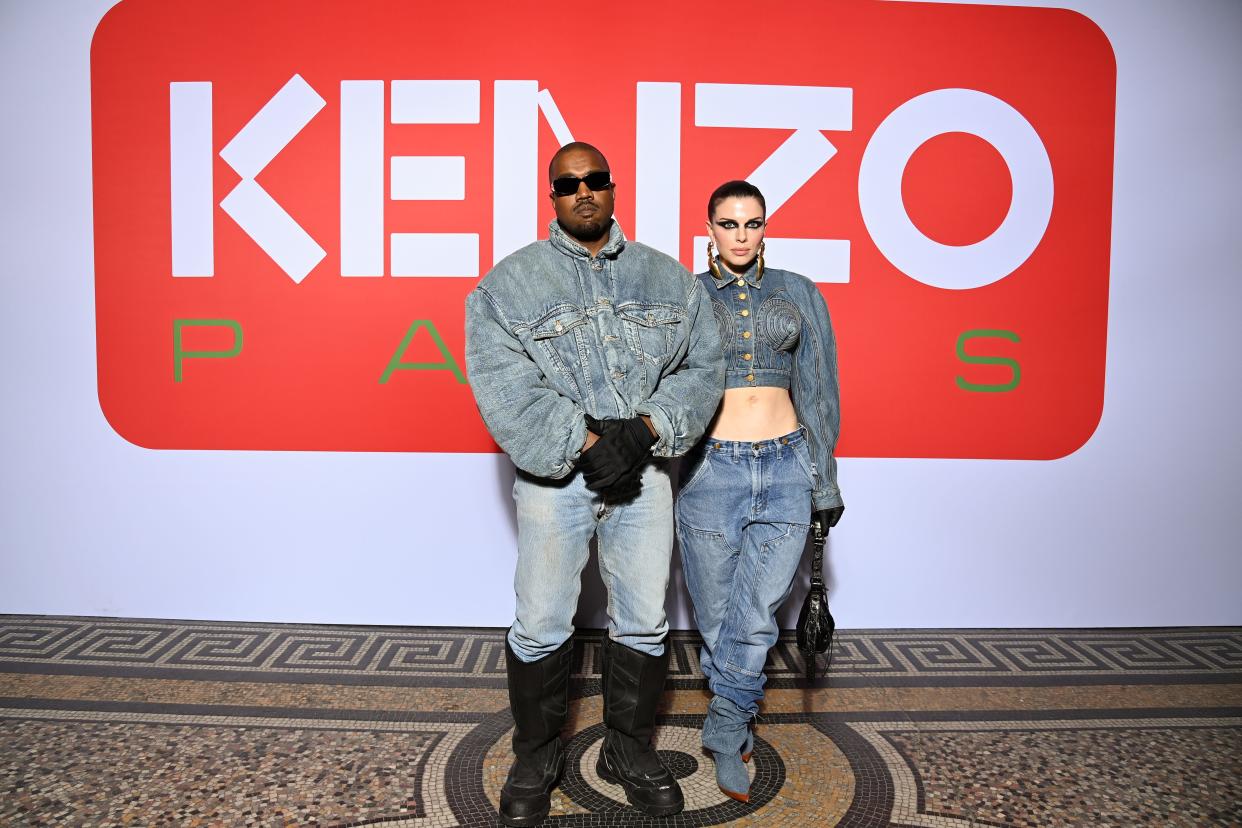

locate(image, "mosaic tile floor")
(1, 618), (1239, 827)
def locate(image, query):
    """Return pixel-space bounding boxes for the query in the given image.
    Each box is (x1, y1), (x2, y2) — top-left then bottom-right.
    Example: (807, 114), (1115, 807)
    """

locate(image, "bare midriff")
(706, 386), (799, 441)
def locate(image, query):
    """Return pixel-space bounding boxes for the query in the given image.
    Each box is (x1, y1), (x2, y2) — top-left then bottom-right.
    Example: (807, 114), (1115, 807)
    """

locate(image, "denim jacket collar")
(548, 218), (627, 259)
(708, 256), (764, 290)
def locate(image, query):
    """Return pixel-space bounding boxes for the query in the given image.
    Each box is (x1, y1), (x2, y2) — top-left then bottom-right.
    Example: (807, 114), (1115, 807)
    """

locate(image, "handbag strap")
(810, 517), (826, 591)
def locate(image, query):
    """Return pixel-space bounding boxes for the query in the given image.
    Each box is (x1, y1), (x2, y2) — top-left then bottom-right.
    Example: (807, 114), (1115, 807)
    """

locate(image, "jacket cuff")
(634, 401), (678, 458)
(812, 485), (844, 512)
(550, 408), (588, 479)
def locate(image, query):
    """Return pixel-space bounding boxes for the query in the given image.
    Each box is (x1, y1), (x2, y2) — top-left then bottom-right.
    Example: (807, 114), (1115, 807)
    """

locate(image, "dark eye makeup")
(714, 218), (765, 229)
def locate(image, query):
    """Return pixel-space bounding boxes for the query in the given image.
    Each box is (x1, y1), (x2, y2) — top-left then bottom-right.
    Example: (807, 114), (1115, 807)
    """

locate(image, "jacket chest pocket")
(617, 303), (684, 364)
(530, 306), (589, 394)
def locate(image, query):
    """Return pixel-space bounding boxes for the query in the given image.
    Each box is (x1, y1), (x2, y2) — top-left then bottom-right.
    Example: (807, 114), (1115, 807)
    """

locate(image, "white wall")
(1, 0), (1239, 628)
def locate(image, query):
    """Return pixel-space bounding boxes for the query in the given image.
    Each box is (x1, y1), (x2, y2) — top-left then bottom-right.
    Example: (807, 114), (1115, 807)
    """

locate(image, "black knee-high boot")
(500, 637), (573, 827)
(595, 637), (685, 817)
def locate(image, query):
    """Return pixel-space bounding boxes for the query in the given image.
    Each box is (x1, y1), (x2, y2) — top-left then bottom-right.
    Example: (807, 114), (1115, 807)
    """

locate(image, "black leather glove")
(598, 465), (643, 504)
(580, 416), (657, 493)
(581, 417), (644, 503)
(813, 506), (844, 532)
(577, 417), (620, 490)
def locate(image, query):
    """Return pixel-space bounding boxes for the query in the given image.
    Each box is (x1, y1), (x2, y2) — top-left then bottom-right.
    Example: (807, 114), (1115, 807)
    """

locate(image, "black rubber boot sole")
(498, 798), (551, 827)
(596, 753), (685, 817)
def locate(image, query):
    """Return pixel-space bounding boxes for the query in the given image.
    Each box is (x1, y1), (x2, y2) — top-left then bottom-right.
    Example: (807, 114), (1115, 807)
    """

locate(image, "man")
(465, 142), (724, 826)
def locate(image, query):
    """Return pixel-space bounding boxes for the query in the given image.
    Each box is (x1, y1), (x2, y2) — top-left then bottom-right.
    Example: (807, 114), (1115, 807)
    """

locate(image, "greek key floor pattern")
(2, 617), (1239, 827)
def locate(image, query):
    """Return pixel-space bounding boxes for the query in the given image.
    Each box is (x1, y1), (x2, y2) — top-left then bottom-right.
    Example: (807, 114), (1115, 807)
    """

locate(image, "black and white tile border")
(1, 617), (1239, 687)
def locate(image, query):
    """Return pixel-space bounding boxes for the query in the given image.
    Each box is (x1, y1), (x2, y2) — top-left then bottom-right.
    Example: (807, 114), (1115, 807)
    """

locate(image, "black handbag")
(795, 516), (835, 680)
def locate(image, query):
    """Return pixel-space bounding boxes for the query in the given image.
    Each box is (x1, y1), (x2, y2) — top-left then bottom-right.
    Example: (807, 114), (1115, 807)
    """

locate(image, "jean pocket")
(791, 438), (817, 482)
(677, 451), (713, 497)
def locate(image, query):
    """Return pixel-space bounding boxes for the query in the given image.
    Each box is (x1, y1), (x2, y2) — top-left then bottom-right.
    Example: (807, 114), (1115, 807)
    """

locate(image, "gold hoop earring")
(755, 240), (765, 283)
(707, 239), (722, 279)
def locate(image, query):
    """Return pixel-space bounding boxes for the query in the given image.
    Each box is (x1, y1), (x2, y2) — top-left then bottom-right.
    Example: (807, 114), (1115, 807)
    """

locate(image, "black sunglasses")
(551, 170), (612, 197)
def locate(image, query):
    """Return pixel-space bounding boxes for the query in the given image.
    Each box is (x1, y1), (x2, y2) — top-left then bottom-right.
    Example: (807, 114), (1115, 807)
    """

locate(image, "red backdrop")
(92, 0), (1115, 457)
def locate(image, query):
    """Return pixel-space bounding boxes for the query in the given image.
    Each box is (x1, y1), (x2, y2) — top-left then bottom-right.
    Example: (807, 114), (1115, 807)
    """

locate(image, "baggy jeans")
(675, 427), (814, 713)
(507, 462), (674, 663)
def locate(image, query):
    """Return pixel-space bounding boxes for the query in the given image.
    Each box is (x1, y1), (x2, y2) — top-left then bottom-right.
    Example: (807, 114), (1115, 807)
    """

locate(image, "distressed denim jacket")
(698, 259), (844, 511)
(465, 220), (725, 480)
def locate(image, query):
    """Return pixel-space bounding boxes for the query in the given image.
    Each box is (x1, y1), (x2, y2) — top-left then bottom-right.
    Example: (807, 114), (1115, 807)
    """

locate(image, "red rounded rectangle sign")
(92, 0), (1115, 458)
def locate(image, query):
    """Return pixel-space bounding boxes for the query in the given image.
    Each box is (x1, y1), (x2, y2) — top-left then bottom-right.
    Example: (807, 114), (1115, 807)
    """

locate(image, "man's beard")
(559, 216), (610, 244)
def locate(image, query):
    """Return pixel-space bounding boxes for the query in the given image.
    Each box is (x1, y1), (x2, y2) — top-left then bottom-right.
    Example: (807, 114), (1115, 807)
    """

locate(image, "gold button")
(714, 442), (722, 449)
(736, 278), (745, 286)
(738, 293), (747, 300)
(739, 309), (749, 317)
(746, 374), (755, 382)
(743, 353), (752, 361)
(742, 331), (751, 339)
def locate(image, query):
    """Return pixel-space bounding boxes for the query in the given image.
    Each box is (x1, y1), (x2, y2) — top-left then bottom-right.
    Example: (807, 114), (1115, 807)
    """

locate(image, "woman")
(676, 180), (844, 802)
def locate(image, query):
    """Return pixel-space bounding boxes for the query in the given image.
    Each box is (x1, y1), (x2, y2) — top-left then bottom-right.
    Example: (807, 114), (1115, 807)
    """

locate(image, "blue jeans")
(675, 428), (814, 713)
(507, 462), (674, 663)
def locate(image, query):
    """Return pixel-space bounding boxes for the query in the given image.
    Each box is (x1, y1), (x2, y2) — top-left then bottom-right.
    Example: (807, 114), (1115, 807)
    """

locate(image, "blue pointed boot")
(701, 695), (753, 802)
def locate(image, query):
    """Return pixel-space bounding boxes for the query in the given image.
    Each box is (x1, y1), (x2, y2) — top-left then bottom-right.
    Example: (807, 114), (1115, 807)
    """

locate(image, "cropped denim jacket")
(697, 259), (843, 511)
(465, 220), (725, 480)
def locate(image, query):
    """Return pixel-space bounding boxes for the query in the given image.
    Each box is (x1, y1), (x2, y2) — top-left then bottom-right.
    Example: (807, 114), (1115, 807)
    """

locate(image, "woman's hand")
(813, 507), (844, 532)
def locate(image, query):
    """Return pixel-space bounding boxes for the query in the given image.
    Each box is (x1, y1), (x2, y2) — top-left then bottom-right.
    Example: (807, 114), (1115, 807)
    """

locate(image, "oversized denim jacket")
(465, 220), (725, 480)
(698, 259), (844, 511)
